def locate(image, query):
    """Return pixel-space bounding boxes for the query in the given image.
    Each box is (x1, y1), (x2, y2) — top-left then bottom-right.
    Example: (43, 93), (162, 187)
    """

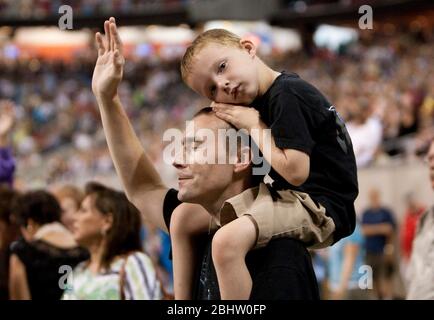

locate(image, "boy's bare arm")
(253, 121), (309, 186)
(92, 17), (168, 231)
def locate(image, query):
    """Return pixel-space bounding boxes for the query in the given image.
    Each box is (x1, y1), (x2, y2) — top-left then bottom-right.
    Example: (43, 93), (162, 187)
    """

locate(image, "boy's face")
(186, 42), (259, 105)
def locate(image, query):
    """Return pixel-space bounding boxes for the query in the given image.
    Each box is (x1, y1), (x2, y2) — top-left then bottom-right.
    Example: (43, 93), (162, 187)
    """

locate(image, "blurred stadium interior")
(0, 0), (433, 300)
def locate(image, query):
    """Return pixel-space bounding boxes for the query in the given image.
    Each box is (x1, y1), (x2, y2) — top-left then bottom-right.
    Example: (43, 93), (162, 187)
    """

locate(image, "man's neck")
(201, 179), (252, 216)
(257, 60), (281, 97)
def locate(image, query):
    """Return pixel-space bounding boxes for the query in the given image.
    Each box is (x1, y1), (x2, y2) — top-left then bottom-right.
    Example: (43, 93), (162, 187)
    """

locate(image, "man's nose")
(173, 146), (187, 169)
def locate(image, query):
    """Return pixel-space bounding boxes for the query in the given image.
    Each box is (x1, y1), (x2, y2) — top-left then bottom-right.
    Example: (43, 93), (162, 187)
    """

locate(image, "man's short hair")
(181, 29), (242, 82)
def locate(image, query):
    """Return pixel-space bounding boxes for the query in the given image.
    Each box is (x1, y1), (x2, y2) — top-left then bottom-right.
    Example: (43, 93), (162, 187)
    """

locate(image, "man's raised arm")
(91, 17), (168, 231)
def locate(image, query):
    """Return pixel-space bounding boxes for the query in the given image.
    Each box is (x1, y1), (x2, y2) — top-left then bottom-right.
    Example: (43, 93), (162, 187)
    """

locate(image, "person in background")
(361, 188), (397, 299)
(141, 223), (173, 296)
(346, 98), (383, 168)
(9, 190), (88, 300)
(53, 185), (84, 232)
(327, 222), (370, 300)
(0, 100), (16, 188)
(406, 140), (434, 299)
(0, 186), (19, 300)
(62, 182), (162, 300)
(399, 192), (425, 285)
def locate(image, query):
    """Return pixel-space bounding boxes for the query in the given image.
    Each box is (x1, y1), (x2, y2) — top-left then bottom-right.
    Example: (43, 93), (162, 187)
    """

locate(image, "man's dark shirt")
(163, 188), (320, 300)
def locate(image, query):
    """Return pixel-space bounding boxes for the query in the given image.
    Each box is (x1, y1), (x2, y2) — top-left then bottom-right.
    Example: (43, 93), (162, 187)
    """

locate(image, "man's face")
(428, 141), (434, 190)
(186, 43), (259, 105)
(173, 114), (236, 204)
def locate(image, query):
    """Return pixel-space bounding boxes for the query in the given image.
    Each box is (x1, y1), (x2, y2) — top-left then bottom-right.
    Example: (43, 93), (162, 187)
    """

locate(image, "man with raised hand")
(91, 17), (319, 300)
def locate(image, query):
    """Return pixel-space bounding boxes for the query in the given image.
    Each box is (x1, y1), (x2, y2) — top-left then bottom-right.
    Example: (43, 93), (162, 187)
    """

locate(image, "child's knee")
(212, 226), (238, 267)
(212, 216), (258, 267)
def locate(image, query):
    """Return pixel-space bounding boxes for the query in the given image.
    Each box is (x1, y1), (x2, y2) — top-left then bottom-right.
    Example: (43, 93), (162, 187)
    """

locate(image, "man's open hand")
(92, 17), (125, 101)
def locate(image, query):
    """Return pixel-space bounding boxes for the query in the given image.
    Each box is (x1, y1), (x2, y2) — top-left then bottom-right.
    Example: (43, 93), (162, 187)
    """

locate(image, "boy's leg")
(212, 215), (257, 300)
(170, 205), (210, 299)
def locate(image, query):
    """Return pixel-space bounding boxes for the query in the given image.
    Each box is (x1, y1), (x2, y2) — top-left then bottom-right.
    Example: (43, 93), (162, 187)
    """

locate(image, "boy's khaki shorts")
(213, 183), (335, 249)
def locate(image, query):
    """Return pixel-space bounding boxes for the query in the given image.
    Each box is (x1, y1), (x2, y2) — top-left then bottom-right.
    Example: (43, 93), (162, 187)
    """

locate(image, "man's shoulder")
(163, 189), (204, 216)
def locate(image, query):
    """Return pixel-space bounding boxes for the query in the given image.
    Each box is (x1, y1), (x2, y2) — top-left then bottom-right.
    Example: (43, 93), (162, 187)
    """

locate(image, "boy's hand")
(212, 102), (261, 132)
(92, 17), (125, 102)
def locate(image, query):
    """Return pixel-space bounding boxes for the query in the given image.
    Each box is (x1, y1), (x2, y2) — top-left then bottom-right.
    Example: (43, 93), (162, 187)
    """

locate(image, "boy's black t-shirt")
(163, 188), (320, 300)
(251, 72), (359, 242)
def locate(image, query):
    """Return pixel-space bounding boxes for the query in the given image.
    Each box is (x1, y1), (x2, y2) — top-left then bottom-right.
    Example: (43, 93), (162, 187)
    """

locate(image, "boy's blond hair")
(181, 29), (242, 82)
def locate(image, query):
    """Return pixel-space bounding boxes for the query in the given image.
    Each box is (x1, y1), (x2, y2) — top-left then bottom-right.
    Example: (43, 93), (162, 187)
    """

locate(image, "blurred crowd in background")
(0, 28), (432, 186)
(0, 0), (188, 19)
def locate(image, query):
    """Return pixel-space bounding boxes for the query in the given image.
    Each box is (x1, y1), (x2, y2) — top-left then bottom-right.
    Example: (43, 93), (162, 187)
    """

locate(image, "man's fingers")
(109, 17), (123, 54)
(110, 28), (115, 53)
(113, 50), (124, 70)
(95, 32), (105, 55)
(110, 17), (116, 51)
(110, 23), (120, 53)
(104, 20), (112, 51)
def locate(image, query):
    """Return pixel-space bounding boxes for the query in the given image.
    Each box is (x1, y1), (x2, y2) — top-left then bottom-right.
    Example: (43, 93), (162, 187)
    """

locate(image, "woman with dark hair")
(62, 182), (162, 300)
(9, 190), (88, 300)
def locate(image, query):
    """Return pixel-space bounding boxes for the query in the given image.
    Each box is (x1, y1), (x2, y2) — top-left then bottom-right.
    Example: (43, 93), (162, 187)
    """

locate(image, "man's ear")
(233, 146), (252, 173)
(239, 39), (257, 57)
